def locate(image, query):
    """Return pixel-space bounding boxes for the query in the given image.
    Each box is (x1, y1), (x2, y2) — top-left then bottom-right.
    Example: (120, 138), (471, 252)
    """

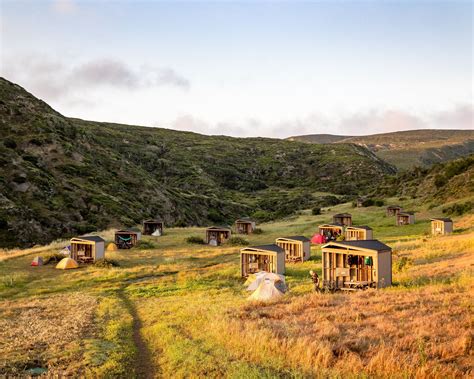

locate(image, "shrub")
(136, 240), (157, 249)
(186, 236), (205, 244)
(312, 207), (321, 215)
(374, 199), (385, 207)
(93, 259), (120, 268)
(43, 253), (66, 264)
(3, 138), (16, 149)
(227, 236), (249, 246)
(253, 228), (263, 235)
(442, 201), (473, 216)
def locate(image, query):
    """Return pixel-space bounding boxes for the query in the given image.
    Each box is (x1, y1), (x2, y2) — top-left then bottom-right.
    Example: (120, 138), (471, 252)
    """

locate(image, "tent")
(311, 234), (326, 244)
(59, 246), (70, 255)
(31, 256), (43, 266)
(56, 257), (79, 270)
(106, 242), (118, 251)
(247, 278), (284, 301)
(246, 272), (286, 292)
(151, 229), (161, 237)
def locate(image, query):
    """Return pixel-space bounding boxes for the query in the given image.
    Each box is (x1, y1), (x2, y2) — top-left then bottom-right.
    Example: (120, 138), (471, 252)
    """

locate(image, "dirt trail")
(117, 289), (157, 379)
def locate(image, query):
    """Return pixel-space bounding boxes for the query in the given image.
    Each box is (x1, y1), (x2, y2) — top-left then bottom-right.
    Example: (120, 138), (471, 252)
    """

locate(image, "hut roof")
(399, 212), (415, 216)
(116, 229), (140, 235)
(323, 239), (391, 252)
(236, 217), (255, 223)
(72, 235), (105, 243)
(207, 225), (231, 231)
(277, 236), (310, 242)
(387, 205), (402, 209)
(242, 244), (285, 255)
(346, 225), (372, 230)
(143, 219), (163, 223)
(319, 223), (344, 228)
(430, 217), (453, 222)
(334, 213), (352, 217)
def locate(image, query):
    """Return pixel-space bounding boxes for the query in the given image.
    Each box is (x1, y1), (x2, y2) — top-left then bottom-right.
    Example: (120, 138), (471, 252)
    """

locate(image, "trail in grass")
(117, 288), (157, 379)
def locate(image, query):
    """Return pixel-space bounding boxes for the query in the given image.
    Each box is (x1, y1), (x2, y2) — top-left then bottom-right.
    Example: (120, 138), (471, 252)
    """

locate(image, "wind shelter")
(275, 236), (311, 262)
(345, 226), (373, 241)
(205, 226), (231, 246)
(143, 219), (164, 236)
(333, 213), (352, 226)
(318, 224), (344, 241)
(31, 256), (43, 266)
(240, 244), (285, 277)
(235, 218), (256, 234)
(322, 240), (392, 290)
(431, 218), (453, 236)
(396, 212), (415, 226)
(56, 257), (79, 270)
(70, 236), (105, 263)
(115, 230), (140, 249)
(386, 205), (402, 216)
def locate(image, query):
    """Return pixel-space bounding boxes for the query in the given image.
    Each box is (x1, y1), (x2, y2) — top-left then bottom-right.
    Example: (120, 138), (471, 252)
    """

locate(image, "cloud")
(1, 54), (191, 101)
(51, 0), (78, 14)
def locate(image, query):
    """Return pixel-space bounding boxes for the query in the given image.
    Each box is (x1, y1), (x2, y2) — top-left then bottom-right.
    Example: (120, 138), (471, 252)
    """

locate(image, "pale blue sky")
(1, 0), (472, 136)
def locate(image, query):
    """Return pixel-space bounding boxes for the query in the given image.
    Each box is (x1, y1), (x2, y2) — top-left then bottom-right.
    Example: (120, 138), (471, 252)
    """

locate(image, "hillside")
(288, 129), (474, 170)
(0, 78), (395, 247)
(286, 134), (352, 144)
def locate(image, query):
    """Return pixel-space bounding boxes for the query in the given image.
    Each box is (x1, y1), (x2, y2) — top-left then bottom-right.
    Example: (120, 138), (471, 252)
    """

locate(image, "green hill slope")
(289, 130), (474, 170)
(0, 78), (395, 247)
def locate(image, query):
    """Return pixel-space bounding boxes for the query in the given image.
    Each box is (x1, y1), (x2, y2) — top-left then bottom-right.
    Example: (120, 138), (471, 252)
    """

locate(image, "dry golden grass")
(0, 293), (97, 376)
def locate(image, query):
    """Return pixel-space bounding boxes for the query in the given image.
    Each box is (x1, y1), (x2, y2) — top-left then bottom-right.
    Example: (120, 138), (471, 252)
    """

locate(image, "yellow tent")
(106, 242), (118, 251)
(56, 257), (79, 270)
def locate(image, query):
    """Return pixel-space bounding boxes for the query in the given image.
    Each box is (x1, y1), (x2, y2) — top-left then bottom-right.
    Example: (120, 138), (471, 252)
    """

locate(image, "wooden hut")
(275, 236), (311, 262)
(205, 226), (231, 246)
(70, 236), (105, 263)
(240, 244), (285, 277)
(322, 240), (392, 290)
(318, 224), (344, 241)
(431, 218), (453, 236)
(115, 229), (141, 249)
(235, 218), (256, 234)
(356, 198), (365, 207)
(386, 205), (402, 216)
(333, 213), (352, 226)
(396, 212), (415, 226)
(143, 219), (164, 236)
(345, 226), (373, 241)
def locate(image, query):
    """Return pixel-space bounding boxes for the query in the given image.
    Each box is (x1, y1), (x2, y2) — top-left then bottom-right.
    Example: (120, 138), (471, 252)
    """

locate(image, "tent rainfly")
(275, 236), (311, 262)
(322, 240), (392, 290)
(70, 236), (105, 263)
(318, 224), (344, 241)
(240, 244), (285, 277)
(333, 213), (352, 226)
(345, 226), (373, 241)
(247, 278), (284, 302)
(396, 212), (415, 226)
(235, 218), (256, 234)
(115, 229), (141, 249)
(143, 219), (164, 236)
(431, 218), (453, 236)
(56, 257), (79, 270)
(386, 205), (403, 216)
(205, 226), (231, 246)
(31, 256), (43, 266)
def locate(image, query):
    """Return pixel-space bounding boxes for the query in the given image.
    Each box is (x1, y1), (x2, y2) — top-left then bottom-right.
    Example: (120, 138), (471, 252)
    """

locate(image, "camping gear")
(107, 242), (118, 251)
(364, 256), (373, 266)
(247, 278), (284, 301)
(246, 272), (286, 292)
(311, 234), (326, 244)
(151, 229), (161, 237)
(31, 256), (43, 266)
(56, 257), (79, 270)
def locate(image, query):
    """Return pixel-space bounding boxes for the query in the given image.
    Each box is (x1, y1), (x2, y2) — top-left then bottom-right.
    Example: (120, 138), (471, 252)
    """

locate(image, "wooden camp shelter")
(205, 226), (231, 245)
(318, 224), (344, 241)
(431, 218), (453, 236)
(275, 236), (311, 262)
(235, 218), (256, 234)
(396, 212), (415, 226)
(345, 226), (373, 241)
(356, 198), (365, 207)
(143, 219), (164, 236)
(240, 244), (285, 277)
(386, 205), (403, 216)
(115, 229), (141, 249)
(333, 213), (352, 226)
(70, 236), (105, 263)
(322, 240), (392, 290)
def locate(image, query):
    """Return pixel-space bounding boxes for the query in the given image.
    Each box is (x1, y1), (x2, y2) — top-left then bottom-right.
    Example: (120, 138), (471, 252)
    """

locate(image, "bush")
(312, 207), (321, 215)
(374, 199), (385, 207)
(3, 138), (16, 149)
(136, 240), (157, 249)
(253, 228), (264, 234)
(442, 201), (473, 216)
(94, 259), (120, 268)
(43, 253), (66, 264)
(227, 236), (249, 246)
(186, 236), (205, 244)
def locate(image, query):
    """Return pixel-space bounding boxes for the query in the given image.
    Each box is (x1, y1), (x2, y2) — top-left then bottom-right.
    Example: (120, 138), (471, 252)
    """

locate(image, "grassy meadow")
(0, 200), (473, 378)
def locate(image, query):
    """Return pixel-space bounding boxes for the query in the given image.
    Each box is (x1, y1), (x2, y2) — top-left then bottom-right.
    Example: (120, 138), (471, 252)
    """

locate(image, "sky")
(0, 0), (472, 137)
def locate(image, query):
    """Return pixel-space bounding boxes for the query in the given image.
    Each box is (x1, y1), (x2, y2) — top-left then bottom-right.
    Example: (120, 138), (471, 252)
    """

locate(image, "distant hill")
(286, 134), (352, 144)
(288, 130), (474, 170)
(0, 78), (395, 247)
